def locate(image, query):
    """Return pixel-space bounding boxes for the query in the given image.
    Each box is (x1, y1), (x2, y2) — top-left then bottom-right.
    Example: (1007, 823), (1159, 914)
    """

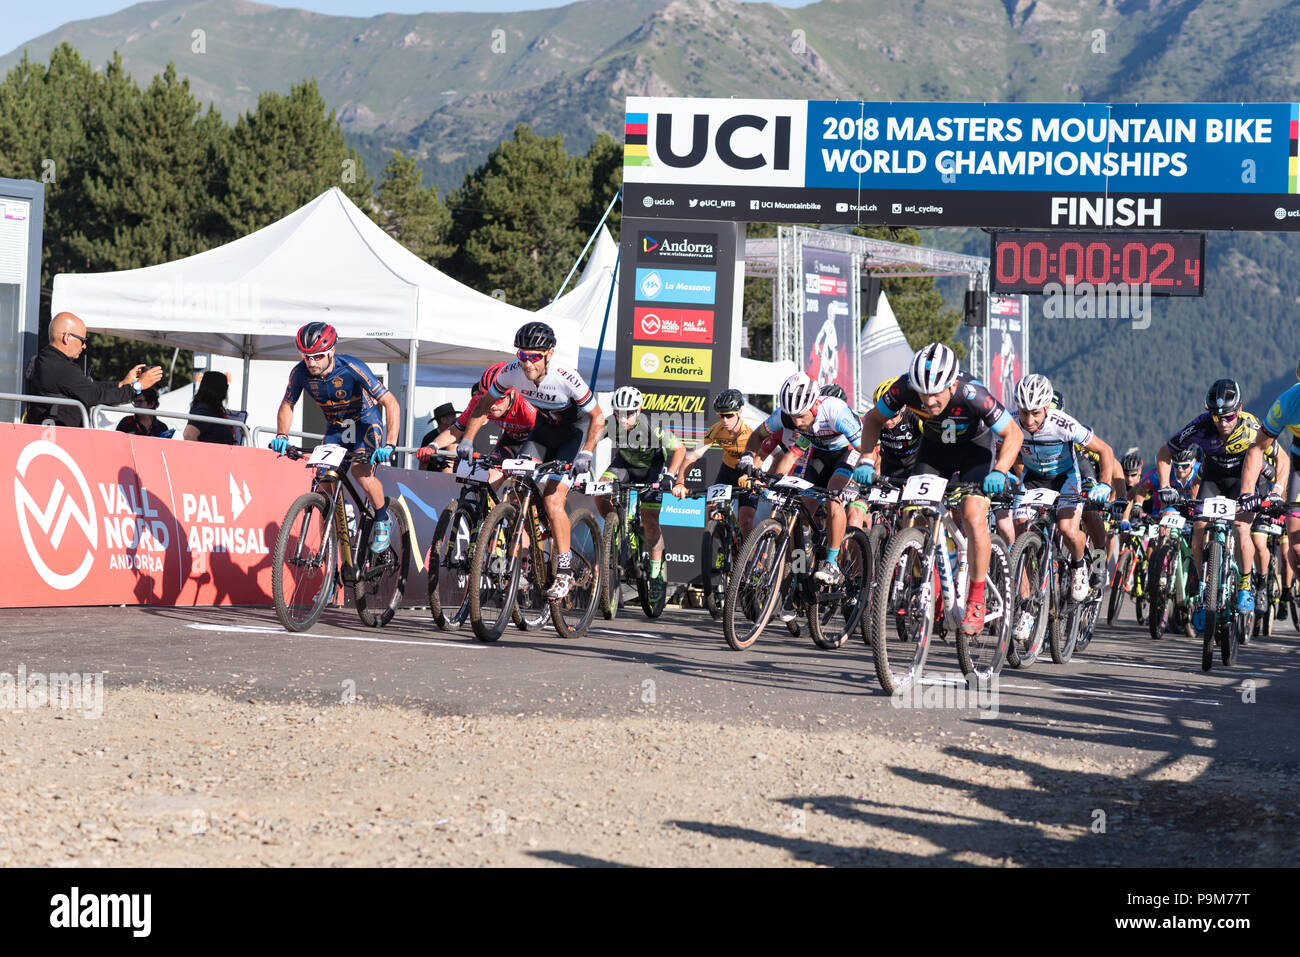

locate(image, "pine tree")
(373, 149), (453, 266)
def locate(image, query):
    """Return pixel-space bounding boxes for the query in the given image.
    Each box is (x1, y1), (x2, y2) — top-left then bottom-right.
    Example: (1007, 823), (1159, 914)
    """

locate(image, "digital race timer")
(990, 231), (1205, 296)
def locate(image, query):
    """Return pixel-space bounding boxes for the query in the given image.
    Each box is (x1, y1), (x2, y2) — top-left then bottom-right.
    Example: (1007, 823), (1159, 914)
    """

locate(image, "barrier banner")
(801, 246), (855, 400)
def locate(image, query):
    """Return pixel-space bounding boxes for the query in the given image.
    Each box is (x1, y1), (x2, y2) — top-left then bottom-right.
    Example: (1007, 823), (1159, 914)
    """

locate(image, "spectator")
(116, 387), (172, 438)
(420, 402), (458, 472)
(183, 372), (238, 445)
(23, 312), (162, 427)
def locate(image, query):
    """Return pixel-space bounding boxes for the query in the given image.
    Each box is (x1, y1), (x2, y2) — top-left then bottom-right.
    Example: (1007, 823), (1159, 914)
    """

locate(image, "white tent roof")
(859, 291), (913, 396)
(51, 187), (578, 370)
(544, 226), (621, 391)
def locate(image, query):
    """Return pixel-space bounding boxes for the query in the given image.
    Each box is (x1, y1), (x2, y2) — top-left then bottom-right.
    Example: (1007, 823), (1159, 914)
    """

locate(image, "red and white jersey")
(488, 360), (596, 425)
(456, 392), (538, 440)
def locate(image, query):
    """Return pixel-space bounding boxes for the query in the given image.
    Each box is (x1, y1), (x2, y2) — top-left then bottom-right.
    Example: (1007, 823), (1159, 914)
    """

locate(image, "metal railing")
(1, 391), (91, 429)
(90, 403), (255, 445)
(250, 426), (325, 449)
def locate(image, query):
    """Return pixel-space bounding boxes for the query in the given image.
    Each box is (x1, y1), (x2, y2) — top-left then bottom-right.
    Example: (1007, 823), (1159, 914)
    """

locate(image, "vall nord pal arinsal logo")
(637, 230), (718, 265)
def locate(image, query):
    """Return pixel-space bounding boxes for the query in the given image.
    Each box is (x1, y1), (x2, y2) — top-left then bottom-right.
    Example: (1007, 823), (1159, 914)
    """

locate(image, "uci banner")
(623, 97), (1300, 230)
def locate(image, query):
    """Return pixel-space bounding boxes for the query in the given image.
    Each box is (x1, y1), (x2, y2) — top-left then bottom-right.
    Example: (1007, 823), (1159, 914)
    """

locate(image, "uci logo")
(13, 440), (98, 590)
(653, 112), (793, 171)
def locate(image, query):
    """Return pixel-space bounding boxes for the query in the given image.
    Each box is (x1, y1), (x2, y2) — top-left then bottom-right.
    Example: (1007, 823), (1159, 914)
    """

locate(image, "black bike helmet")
(296, 321), (337, 354)
(820, 383), (847, 401)
(1172, 446), (1199, 466)
(514, 321), (556, 352)
(1120, 452), (1143, 473)
(713, 388), (744, 414)
(1204, 378), (1241, 416)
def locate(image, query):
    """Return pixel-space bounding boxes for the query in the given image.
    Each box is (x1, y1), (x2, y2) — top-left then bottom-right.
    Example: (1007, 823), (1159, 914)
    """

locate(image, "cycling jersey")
(877, 409), (921, 475)
(1166, 411), (1261, 480)
(284, 354), (388, 429)
(1019, 410), (1093, 478)
(877, 370), (1012, 444)
(763, 395), (861, 451)
(1263, 383), (1300, 440)
(699, 420), (753, 468)
(601, 413), (681, 470)
(455, 393), (537, 442)
(489, 360), (596, 425)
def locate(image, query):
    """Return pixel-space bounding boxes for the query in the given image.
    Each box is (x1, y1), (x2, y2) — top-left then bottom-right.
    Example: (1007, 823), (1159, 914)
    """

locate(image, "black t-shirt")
(22, 344), (135, 427)
(189, 401), (237, 445)
(116, 414), (170, 438)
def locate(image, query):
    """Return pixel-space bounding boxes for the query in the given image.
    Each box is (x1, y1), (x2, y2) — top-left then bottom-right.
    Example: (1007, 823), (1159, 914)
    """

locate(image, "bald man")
(23, 312), (163, 428)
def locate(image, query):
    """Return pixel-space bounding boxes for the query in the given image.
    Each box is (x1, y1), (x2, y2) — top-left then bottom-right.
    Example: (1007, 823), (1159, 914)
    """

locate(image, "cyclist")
(858, 376), (922, 530)
(1158, 378), (1262, 617)
(740, 371), (862, 585)
(416, 362), (538, 486)
(860, 342), (1024, 637)
(1247, 440), (1289, 611)
(1010, 373), (1119, 605)
(1241, 367), (1300, 606)
(272, 322), (403, 553)
(1128, 447), (1201, 520)
(594, 385), (686, 604)
(1049, 389), (1114, 551)
(672, 388), (760, 539)
(457, 322), (603, 600)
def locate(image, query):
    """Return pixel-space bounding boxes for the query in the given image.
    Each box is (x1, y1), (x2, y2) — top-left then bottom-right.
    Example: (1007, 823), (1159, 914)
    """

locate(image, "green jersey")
(603, 412), (680, 469)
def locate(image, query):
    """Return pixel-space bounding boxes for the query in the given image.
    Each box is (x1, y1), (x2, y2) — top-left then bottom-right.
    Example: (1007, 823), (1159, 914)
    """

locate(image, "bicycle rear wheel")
(807, 526), (871, 650)
(1146, 544), (1174, 641)
(429, 506), (475, 631)
(866, 527), (933, 695)
(1107, 550), (1132, 625)
(551, 509), (601, 639)
(272, 492), (337, 633)
(958, 535), (1011, 681)
(355, 499), (410, 628)
(514, 534), (552, 631)
(469, 503), (521, 642)
(599, 513), (621, 620)
(723, 518), (787, 651)
(701, 518), (732, 621)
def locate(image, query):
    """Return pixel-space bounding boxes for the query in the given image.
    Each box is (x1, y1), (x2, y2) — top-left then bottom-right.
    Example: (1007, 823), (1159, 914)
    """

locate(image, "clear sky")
(12, 0), (815, 51)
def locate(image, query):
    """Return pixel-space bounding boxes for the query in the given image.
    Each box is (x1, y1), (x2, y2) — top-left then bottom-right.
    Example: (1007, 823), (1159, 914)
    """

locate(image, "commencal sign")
(622, 97), (1300, 230)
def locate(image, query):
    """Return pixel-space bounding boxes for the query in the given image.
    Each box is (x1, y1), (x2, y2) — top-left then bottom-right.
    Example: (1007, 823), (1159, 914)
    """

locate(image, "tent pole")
(589, 246), (621, 390)
(240, 338), (251, 414)
(547, 188), (622, 309)
(403, 337), (418, 469)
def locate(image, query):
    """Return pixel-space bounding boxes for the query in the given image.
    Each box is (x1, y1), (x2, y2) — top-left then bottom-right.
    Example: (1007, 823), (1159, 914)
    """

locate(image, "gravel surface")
(3, 685), (1296, 867)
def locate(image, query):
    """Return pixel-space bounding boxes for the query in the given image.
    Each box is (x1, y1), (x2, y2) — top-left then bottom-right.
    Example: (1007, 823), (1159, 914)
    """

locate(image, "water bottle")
(344, 502), (357, 540)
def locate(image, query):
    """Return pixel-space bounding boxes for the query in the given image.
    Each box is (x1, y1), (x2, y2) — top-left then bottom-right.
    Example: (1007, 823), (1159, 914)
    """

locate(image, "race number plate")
(775, 475), (814, 492)
(1020, 487), (1059, 507)
(1202, 496), (1236, 520)
(868, 487), (901, 504)
(307, 444), (347, 467)
(902, 475), (948, 503)
(585, 481), (614, 497)
(501, 458), (537, 476)
(706, 484), (733, 502)
(1159, 512), (1186, 530)
(455, 459), (491, 483)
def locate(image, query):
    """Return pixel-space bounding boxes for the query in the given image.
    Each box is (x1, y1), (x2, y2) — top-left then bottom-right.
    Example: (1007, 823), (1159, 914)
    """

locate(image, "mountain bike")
(866, 476), (1013, 693)
(1107, 513), (1152, 625)
(723, 471), (871, 652)
(589, 476), (667, 620)
(1251, 500), (1292, 639)
(1145, 503), (1197, 641)
(467, 457), (601, 642)
(686, 482), (746, 621)
(428, 453), (548, 632)
(271, 444), (410, 632)
(1192, 494), (1248, 672)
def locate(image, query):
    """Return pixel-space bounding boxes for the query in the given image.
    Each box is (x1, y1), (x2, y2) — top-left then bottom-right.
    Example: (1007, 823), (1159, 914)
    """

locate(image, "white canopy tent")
(51, 187), (578, 449)
(859, 291), (914, 401)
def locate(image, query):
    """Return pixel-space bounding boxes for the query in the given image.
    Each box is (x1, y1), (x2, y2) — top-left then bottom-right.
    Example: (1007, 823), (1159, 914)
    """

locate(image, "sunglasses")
(719, 412), (739, 420)
(1213, 412), (1238, 424)
(301, 351), (330, 362)
(517, 350), (547, 363)
(1174, 461), (1194, 469)
(66, 332), (88, 345)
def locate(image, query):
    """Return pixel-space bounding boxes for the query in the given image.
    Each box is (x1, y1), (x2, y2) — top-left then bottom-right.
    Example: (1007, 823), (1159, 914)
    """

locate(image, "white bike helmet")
(611, 386), (643, 412)
(908, 343), (959, 395)
(1015, 373), (1054, 411)
(779, 371), (819, 416)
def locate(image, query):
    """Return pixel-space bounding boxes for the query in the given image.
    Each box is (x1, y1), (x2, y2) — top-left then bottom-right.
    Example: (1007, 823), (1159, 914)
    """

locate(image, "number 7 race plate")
(307, 444), (347, 467)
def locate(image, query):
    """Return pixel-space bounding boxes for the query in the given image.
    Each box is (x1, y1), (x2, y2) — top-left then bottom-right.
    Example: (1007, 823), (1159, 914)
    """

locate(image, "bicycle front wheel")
(1007, 530), (1050, 669)
(1107, 549), (1132, 625)
(701, 517), (732, 621)
(807, 526), (872, 650)
(272, 492), (337, 633)
(469, 503), (522, 642)
(866, 526), (933, 695)
(1146, 544), (1174, 641)
(723, 518), (787, 651)
(1202, 540), (1223, 672)
(551, 509), (601, 639)
(599, 512), (621, 620)
(429, 506), (475, 631)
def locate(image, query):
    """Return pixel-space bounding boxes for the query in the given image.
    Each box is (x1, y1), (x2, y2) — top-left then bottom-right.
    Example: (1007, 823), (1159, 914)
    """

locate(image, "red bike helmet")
(296, 321), (337, 354)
